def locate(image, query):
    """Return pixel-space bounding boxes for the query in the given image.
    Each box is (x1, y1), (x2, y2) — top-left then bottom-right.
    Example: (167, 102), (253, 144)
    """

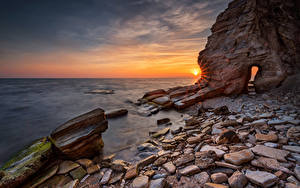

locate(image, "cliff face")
(198, 0), (300, 94)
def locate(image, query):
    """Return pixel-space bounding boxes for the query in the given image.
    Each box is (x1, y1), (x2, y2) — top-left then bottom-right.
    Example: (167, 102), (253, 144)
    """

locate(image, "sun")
(191, 68), (201, 76)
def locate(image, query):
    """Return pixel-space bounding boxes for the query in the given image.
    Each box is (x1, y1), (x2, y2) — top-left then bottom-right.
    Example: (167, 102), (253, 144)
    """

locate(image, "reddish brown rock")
(224, 149), (254, 165)
(255, 133), (278, 142)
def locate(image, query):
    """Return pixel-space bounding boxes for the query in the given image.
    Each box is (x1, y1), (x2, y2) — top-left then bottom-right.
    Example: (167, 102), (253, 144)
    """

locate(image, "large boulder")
(0, 138), (52, 188)
(50, 108), (108, 159)
(198, 0), (300, 94)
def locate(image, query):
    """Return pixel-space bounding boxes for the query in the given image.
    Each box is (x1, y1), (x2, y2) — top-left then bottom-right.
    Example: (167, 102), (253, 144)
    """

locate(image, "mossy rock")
(0, 137), (52, 188)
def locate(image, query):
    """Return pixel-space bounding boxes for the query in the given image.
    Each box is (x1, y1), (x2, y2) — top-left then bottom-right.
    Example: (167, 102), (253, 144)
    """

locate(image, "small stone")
(255, 133), (278, 142)
(76, 159), (93, 169)
(295, 165), (300, 181)
(200, 145), (225, 158)
(216, 130), (239, 144)
(162, 162), (176, 174)
(214, 106), (230, 115)
(224, 149), (254, 165)
(100, 168), (113, 185)
(152, 128), (170, 138)
(137, 155), (157, 169)
(251, 145), (290, 162)
(69, 166), (87, 181)
(287, 127), (300, 140)
(264, 142), (278, 148)
(125, 166), (138, 180)
(228, 171), (248, 188)
(149, 178), (167, 188)
(179, 165), (200, 176)
(194, 172), (210, 185)
(211, 173), (228, 184)
(154, 157), (168, 166)
(157, 118), (171, 125)
(287, 176), (300, 185)
(187, 134), (203, 144)
(285, 183), (300, 188)
(282, 145), (300, 153)
(57, 161), (80, 175)
(245, 170), (278, 187)
(251, 157), (292, 174)
(248, 119), (267, 127)
(109, 172), (124, 184)
(152, 174), (167, 180)
(215, 161), (241, 170)
(86, 164), (100, 174)
(111, 159), (127, 172)
(195, 151), (217, 169)
(204, 183), (229, 188)
(132, 176), (149, 188)
(174, 153), (195, 166)
(144, 170), (155, 177)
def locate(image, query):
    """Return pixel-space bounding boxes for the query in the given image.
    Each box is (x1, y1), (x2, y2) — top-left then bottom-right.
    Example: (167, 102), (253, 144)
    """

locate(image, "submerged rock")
(50, 108), (108, 159)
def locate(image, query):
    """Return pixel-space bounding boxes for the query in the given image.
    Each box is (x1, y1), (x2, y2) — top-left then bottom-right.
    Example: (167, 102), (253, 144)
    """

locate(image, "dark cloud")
(0, 0), (230, 59)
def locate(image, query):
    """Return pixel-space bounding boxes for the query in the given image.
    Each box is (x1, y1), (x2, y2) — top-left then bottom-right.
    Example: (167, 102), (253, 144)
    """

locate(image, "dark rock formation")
(50, 108), (108, 159)
(198, 0), (300, 94)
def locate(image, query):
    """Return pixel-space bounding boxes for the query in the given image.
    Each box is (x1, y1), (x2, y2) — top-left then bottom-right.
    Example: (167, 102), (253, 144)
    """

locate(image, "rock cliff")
(198, 0), (300, 94)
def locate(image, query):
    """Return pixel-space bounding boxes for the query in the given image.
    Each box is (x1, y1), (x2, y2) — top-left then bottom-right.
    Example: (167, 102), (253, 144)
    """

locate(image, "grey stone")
(132, 176), (149, 188)
(149, 178), (166, 188)
(245, 170), (278, 187)
(251, 145), (290, 162)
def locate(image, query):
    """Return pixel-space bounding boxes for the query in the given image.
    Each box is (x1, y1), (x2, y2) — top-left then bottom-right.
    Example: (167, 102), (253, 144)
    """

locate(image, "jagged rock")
(251, 145), (290, 162)
(105, 108), (128, 118)
(109, 172), (124, 184)
(215, 162), (241, 170)
(37, 175), (73, 188)
(228, 171), (248, 188)
(0, 138), (52, 188)
(143, 89), (167, 99)
(198, 0), (300, 94)
(151, 128), (170, 138)
(245, 170), (278, 187)
(211, 173), (228, 184)
(62, 179), (79, 188)
(187, 134), (203, 144)
(111, 159), (127, 172)
(295, 165), (300, 181)
(224, 149), (254, 165)
(50, 108), (108, 159)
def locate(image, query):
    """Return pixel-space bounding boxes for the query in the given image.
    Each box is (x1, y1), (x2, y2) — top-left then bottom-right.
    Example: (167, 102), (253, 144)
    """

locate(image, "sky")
(0, 0), (230, 78)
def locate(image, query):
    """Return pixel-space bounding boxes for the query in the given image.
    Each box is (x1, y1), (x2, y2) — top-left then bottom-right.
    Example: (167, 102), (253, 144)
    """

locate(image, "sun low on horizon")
(0, 0), (230, 78)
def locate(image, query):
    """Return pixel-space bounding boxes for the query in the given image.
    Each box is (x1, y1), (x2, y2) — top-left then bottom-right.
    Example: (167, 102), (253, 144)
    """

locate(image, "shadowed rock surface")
(198, 0), (300, 94)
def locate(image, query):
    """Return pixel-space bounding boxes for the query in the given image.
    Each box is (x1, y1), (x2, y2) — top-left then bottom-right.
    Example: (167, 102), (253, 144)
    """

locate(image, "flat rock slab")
(58, 161), (80, 174)
(251, 145), (290, 162)
(179, 165), (200, 176)
(200, 145), (225, 158)
(23, 165), (58, 188)
(251, 157), (292, 174)
(224, 149), (254, 165)
(0, 138), (52, 188)
(282, 145), (300, 153)
(245, 170), (278, 187)
(50, 108), (108, 159)
(255, 133), (278, 142)
(105, 108), (128, 118)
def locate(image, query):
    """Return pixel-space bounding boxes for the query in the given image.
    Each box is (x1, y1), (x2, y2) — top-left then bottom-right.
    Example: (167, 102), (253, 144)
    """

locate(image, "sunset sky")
(0, 0), (230, 78)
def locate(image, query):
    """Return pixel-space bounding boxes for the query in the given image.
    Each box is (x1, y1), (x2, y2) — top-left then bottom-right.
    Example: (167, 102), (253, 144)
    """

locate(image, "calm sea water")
(0, 78), (194, 165)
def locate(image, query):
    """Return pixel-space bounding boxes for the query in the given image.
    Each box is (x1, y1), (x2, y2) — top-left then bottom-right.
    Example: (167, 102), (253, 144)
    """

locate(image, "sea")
(0, 78), (195, 166)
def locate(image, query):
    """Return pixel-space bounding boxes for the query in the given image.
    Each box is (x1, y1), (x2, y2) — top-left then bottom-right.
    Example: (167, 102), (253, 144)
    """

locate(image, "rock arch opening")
(247, 65), (260, 95)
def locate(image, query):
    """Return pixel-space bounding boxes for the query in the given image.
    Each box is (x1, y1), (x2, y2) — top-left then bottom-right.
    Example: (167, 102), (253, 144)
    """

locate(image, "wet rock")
(211, 173), (228, 184)
(194, 172), (210, 185)
(151, 128), (170, 138)
(132, 176), (149, 188)
(245, 170), (278, 187)
(58, 161), (80, 174)
(50, 108), (108, 159)
(251, 145), (290, 162)
(228, 171), (248, 188)
(100, 168), (113, 185)
(268, 119), (287, 126)
(149, 178), (167, 188)
(76, 159), (93, 169)
(282, 145), (300, 153)
(213, 106), (230, 115)
(204, 183), (229, 188)
(69, 166), (87, 181)
(162, 162), (176, 174)
(0, 138), (52, 188)
(291, 153), (300, 163)
(143, 89), (166, 99)
(216, 130), (239, 144)
(174, 153), (195, 167)
(179, 165), (200, 176)
(200, 145), (225, 158)
(105, 108), (128, 118)
(111, 159), (127, 172)
(153, 96), (171, 105)
(195, 151), (217, 169)
(23, 165), (58, 188)
(62, 179), (79, 188)
(251, 157), (293, 174)
(287, 127), (300, 140)
(157, 118), (171, 125)
(137, 155), (157, 169)
(287, 176), (300, 185)
(187, 134), (203, 144)
(255, 133), (278, 142)
(137, 143), (158, 152)
(86, 164), (100, 174)
(224, 149), (254, 165)
(125, 166), (138, 180)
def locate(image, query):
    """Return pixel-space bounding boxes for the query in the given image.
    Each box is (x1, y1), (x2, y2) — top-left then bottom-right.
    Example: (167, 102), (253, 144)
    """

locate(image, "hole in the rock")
(247, 65), (260, 94)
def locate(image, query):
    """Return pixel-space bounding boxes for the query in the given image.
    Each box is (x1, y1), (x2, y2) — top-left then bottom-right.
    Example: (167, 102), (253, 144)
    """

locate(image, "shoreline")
(0, 77), (299, 188)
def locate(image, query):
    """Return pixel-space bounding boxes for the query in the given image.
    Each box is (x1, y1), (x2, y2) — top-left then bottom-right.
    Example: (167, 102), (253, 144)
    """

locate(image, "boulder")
(0, 138), (52, 188)
(50, 108), (108, 159)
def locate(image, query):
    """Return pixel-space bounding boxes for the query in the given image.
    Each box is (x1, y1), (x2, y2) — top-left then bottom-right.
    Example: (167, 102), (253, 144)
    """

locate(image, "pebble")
(179, 165), (200, 176)
(245, 170), (278, 187)
(132, 176), (149, 188)
(162, 162), (176, 174)
(211, 172), (228, 184)
(228, 171), (248, 188)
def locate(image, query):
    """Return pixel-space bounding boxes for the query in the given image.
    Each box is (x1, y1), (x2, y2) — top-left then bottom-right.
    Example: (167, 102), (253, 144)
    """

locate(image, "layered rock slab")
(50, 108), (108, 159)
